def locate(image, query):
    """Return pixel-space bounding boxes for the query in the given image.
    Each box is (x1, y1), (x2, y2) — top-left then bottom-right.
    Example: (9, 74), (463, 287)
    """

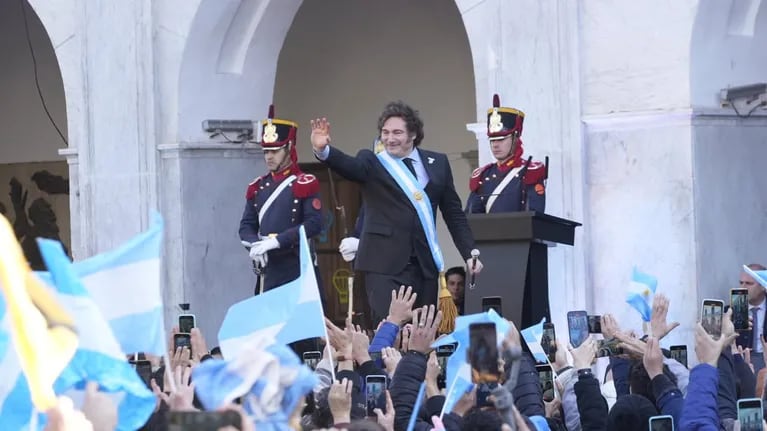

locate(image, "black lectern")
(466, 212), (581, 328)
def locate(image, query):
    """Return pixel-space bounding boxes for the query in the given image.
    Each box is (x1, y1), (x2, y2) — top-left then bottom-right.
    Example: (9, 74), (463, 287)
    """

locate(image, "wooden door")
(300, 163), (372, 328)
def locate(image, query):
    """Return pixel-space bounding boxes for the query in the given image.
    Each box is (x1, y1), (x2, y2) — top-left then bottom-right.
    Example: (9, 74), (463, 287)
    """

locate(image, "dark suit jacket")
(323, 146), (474, 279)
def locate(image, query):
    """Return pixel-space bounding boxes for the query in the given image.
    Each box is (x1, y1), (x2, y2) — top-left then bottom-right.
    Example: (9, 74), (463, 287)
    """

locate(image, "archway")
(0, 0), (70, 268)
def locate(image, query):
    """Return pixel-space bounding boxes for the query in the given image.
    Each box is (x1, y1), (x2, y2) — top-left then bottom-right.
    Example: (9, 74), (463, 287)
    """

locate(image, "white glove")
(252, 252), (268, 268)
(339, 237), (360, 262)
(251, 237), (280, 256)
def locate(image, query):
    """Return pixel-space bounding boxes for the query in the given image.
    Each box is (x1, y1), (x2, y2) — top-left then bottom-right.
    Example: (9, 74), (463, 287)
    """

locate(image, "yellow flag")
(0, 215), (77, 410)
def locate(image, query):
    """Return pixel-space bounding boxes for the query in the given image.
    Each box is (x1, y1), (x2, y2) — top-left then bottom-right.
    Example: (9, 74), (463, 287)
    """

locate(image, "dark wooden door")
(300, 163), (372, 328)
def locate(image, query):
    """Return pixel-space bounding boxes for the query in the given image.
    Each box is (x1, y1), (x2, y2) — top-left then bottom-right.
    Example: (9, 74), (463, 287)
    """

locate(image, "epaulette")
(292, 173), (320, 198)
(522, 161), (546, 185)
(245, 176), (264, 200)
(469, 163), (494, 192)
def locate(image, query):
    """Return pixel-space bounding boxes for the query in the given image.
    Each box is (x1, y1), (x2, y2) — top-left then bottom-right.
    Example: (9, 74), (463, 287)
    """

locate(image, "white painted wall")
(273, 0), (476, 268)
(0, 0), (66, 163)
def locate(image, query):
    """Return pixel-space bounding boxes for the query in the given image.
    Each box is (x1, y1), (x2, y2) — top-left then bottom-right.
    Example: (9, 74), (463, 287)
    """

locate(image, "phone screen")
(168, 411), (241, 431)
(475, 382), (498, 407)
(587, 315), (602, 334)
(174, 334), (192, 354)
(179, 315), (195, 334)
(648, 415), (674, 431)
(701, 300), (724, 339)
(365, 376), (387, 416)
(670, 345), (687, 368)
(731, 289), (749, 331)
(468, 323), (500, 384)
(737, 398), (763, 430)
(482, 297), (502, 316)
(542, 323), (557, 363)
(567, 311), (588, 348)
(302, 351), (321, 370)
(536, 365), (554, 394)
(436, 344), (456, 389)
(596, 338), (623, 357)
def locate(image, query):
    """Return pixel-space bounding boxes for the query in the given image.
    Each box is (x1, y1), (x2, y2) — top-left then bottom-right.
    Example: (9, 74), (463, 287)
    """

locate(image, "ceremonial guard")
(466, 95), (547, 214)
(239, 105), (323, 294)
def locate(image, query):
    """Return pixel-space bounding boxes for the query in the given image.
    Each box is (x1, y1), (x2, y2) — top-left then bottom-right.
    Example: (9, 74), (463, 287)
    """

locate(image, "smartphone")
(701, 299), (724, 340)
(130, 359), (153, 387)
(173, 333), (192, 355)
(436, 344), (457, 389)
(669, 345), (688, 368)
(178, 314), (196, 334)
(648, 415), (674, 431)
(596, 338), (624, 357)
(475, 382), (498, 407)
(536, 364), (554, 394)
(567, 310), (589, 348)
(731, 288), (750, 331)
(302, 351), (321, 370)
(365, 375), (387, 417)
(542, 322), (557, 363)
(737, 398), (763, 431)
(587, 315), (602, 334)
(168, 411), (241, 431)
(482, 297), (503, 316)
(370, 351), (382, 364)
(468, 323), (500, 384)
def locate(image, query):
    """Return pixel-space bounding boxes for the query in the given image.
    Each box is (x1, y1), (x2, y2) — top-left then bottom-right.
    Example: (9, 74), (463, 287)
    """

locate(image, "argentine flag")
(36, 213), (166, 356)
(432, 309), (509, 415)
(218, 226), (325, 360)
(626, 267), (657, 322)
(520, 318), (549, 364)
(37, 238), (156, 431)
(744, 265), (767, 289)
(193, 338), (317, 431)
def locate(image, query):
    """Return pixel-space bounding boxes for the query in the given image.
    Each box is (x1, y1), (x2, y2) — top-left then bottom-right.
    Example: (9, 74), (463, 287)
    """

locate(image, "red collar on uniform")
(496, 155), (523, 173)
(270, 164), (301, 182)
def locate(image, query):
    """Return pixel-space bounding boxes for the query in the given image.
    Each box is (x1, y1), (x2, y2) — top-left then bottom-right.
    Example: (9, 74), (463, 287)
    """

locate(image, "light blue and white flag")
(193, 338), (317, 431)
(626, 267), (657, 322)
(520, 318), (548, 364)
(36, 213), (165, 356)
(432, 309), (509, 416)
(744, 265), (767, 289)
(37, 238), (156, 431)
(218, 226), (325, 359)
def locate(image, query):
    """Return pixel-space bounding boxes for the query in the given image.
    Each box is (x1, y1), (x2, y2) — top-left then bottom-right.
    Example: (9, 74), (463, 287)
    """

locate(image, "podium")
(466, 212), (581, 328)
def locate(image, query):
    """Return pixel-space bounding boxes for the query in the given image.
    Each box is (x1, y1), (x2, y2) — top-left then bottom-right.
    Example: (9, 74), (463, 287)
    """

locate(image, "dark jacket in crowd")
(679, 364), (721, 431)
(574, 371), (609, 431)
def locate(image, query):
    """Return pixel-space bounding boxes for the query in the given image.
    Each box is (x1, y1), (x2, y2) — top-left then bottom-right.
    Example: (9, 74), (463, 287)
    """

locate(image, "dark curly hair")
(377, 101), (425, 146)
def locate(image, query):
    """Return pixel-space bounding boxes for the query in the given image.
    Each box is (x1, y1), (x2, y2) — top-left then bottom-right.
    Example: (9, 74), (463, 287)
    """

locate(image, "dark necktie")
(403, 157), (417, 179)
(753, 307), (760, 349)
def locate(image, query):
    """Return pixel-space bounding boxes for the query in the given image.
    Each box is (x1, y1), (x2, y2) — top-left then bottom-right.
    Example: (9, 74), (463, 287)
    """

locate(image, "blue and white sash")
(376, 151), (444, 272)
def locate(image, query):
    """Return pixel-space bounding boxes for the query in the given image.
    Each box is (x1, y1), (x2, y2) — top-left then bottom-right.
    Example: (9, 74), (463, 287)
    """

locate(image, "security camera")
(720, 83), (767, 107)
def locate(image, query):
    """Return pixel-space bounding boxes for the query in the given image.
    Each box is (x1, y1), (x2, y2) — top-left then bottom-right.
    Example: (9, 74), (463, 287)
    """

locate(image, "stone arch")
(690, 0), (766, 107)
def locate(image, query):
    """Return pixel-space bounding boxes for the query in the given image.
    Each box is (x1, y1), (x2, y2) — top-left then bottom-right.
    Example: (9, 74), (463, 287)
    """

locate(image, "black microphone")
(469, 249), (480, 289)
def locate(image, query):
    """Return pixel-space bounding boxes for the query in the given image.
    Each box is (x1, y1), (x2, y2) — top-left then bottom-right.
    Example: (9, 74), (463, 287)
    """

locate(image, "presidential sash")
(376, 151), (444, 272)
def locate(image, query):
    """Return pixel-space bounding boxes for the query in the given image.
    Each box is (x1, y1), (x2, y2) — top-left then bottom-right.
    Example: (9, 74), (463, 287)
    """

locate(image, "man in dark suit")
(311, 101), (484, 324)
(736, 263), (767, 373)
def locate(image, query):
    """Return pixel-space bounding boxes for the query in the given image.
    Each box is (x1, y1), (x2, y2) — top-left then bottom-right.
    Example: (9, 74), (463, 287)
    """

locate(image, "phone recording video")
(536, 364), (554, 395)
(302, 351), (321, 370)
(670, 345), (687, 368)
(541, 323), (557, 363)
(648, 415), (674, 431)
(173, 333), (192, 355)
(587, 315), (602, 334)
(731, 288), (749, 331)
(365, 375), (387, 417)
(567, 310), (588, 348)
(168, 411), (241, 431)
(701, 299), (724, 340)
(178, 314), (196, 334)
(436, 344), (456, 389)
(131, 359), (153, 387)
(737, 398), (764, 431)
(468, 323), (500, 384)
(481, 297), (503, 316)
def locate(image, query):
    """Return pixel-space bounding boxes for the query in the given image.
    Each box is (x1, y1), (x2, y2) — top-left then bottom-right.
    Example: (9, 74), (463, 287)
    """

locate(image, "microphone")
(469, 249), (480, 289)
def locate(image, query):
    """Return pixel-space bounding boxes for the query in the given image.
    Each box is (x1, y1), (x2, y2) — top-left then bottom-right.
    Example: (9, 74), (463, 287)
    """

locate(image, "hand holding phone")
(731, 289), (749, 331)
(669, 345), (688, 368)
(737, 398), (763, 430)
(468, 323), (500, 384)
(542, 323), (557, 363)
(436, 344), (456, 389)
(587, 315), (602, 334)
(648, 415), (674, 431)
(567, 311), (588, 348)
(365, 375), (387, 417)
(178, 314), (196, 334)
(701, 299), (724, 340)
(302, 351), (321, 370)
(174, 333), (192, 356)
